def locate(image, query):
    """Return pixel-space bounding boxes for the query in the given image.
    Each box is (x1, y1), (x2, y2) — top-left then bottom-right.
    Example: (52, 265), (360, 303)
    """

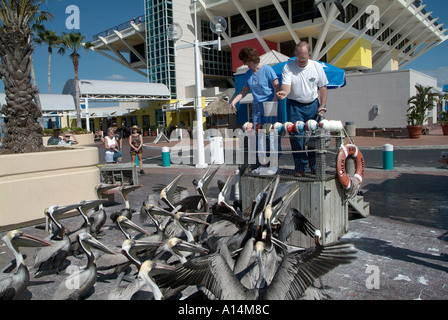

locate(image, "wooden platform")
(241, 170), (348, 247)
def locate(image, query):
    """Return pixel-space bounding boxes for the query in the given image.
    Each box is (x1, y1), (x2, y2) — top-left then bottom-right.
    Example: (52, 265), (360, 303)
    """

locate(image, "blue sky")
(1, 0), (448, 95)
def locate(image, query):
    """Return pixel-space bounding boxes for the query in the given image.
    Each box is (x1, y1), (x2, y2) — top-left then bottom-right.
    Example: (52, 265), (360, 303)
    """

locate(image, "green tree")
(0, 0), (48, 153)
(58, 31), (93, 128)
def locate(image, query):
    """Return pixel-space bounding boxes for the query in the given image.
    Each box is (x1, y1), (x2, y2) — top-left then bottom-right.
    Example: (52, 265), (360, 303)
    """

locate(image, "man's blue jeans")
(287, 99), (319, 173)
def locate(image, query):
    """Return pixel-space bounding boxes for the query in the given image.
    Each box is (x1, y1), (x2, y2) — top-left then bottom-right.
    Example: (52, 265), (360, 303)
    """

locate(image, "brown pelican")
(88, 183), (120, 235)
(110, 185), (143, 222)
(107, 259), (174, 300)
(33, 204), (80, 277)
(68, 199), (108, 256)
(96, 237), (162, 276)
(154, 237), (209, 265)
(158, 238), (356, 300)
(0, 230), (52, 300)
(312, 0), (345, 23)
(147, 204), (210, 243)
(53, 232), (116, 300)
(195, 165), (220, 212)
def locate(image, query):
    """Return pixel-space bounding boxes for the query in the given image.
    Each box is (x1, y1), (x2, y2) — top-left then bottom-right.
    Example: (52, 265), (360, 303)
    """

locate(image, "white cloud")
(418, 66), (448, 88)
(105, 74), (126, 80)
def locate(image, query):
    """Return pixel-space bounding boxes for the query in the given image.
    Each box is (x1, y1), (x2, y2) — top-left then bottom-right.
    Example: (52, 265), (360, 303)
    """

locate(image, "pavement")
(0, 126), (447, 301)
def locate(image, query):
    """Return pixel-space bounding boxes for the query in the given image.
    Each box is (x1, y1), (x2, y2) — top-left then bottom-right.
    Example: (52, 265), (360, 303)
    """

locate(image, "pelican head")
(2, 230), (52, 270)
(166, 237), (209, 255)
(78, 232), (116, 255)
(314, 229), (322, 246)
(2, 230), (52, 249)
(95, 183), (120, 198)
(116, 215), (150, 239)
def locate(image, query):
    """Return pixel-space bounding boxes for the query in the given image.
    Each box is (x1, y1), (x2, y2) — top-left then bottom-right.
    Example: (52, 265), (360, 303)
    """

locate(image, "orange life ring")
(336, 144), (365, 190)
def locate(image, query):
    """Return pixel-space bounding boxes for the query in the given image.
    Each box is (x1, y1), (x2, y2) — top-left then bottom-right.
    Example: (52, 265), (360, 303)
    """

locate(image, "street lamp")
(167, 0), (227, 168)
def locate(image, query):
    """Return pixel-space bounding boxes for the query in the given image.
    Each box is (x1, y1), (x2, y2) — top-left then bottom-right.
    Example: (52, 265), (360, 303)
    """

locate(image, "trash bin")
(162, 146), (170, 167)
(345, 121), (356, 137)
(209, 137), (224, 164)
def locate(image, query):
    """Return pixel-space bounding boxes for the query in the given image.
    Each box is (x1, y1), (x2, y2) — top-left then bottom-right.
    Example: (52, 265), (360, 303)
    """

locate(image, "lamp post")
(167, 0), (227, 168)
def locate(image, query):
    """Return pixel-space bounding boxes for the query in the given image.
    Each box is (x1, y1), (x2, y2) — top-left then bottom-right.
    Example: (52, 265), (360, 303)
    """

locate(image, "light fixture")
(166, 1), (227, 168)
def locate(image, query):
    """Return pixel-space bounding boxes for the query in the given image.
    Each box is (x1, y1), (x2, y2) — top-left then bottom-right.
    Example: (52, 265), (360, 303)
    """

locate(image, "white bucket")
(263, 101), (277, 117)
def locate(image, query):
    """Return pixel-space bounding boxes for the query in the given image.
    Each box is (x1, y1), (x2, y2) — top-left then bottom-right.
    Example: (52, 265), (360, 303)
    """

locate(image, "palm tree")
(34, 29), (60, 94)
(58, 31), (93, 128)
(0, 0), (47, 153)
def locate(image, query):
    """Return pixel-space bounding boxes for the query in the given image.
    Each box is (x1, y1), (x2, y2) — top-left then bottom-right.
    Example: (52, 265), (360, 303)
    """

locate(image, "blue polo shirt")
(243, 64), (278, 104)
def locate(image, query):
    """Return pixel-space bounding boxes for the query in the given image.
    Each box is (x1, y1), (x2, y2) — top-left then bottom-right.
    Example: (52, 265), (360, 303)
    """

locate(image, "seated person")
(47, 127), (62, 145)
(58, 132), (78, 146)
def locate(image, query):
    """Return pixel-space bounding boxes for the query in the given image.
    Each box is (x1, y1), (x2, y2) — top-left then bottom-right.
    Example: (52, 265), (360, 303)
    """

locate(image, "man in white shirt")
(277, 41), (329, 177)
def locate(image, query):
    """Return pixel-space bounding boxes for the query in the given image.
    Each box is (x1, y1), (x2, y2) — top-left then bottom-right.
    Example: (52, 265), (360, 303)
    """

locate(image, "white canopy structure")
(62, 79), (171, 131)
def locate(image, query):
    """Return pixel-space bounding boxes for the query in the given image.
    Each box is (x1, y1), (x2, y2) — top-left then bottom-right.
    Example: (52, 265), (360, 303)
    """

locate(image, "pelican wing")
(158, 253), (253, 300)
(34, 239), (70, 269)
(277, 208), (317, 242)
(0, 272), (16, 300)
(264, 241), (357, 300)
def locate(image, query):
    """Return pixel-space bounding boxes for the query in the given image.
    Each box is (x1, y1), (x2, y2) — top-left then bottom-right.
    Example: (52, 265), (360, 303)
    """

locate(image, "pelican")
(33, 204), (80, 277)
(96, 238), (162, 276)
(312, 0), (345, 23)
(147, 204), (210, 243)
(195, 165), (220, 212)
(0, 231), (52, 300)
(116, 215), (151, 240)
(110, 185), (143, 222)
(158, 173), (185, 210)
(217, 176), (239, 216)
(88, 183), (120, 235)
(158, 238), (356, 300)
(154, 237), (209, 265)
(53, 232), (116, 300)
(107, 259), (174, 300)
(67, 199), (108, 256)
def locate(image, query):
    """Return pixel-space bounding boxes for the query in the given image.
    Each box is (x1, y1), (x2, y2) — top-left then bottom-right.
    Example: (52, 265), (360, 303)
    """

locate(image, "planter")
(0, 146), (100, 231)
(143, 131), (149, 136)
(407, 125), (423, 139)
(151, 131), (157, 136)
(442, 124), (448, 136)
(42, 133), (95, 146)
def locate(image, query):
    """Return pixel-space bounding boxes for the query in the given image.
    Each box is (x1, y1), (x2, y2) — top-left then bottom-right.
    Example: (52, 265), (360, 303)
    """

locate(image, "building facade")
(89, 0), (446, 130)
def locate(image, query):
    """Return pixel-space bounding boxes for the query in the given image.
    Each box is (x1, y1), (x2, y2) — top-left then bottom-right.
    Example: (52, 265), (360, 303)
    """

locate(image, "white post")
(85, 97), (90, 132)
(193, 0), (207, 168)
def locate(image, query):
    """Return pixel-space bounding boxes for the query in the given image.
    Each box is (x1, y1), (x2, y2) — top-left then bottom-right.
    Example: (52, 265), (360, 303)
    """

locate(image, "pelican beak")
(78, 199), (108, 212)
(122, 185), (143, 195)
(15, 232), (52, 248)
(82, 234), (116, 255)
(179, 213), (211, 226)
(147, 205), (174, 217)
(132, 239), (163, 250)
(47, 203), (80, 216)
(118, 216), (150, 236)
(97, 183), (120, 194)
(175, 239), (209, 254)
(152, 260), (176, 273)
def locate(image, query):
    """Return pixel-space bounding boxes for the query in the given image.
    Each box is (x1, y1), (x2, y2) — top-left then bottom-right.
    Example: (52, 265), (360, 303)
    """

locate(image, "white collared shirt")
(282, 59), (329, 103)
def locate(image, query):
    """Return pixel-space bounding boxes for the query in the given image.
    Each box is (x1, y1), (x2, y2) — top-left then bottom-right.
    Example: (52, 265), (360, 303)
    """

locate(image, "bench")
(366, 129), (402, 138)
(98, 163), (139, 203)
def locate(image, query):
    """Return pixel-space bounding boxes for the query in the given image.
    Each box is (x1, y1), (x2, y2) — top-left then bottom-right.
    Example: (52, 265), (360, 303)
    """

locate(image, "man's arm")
(277, 83), (291, 100)
(318, 86), (328, 116)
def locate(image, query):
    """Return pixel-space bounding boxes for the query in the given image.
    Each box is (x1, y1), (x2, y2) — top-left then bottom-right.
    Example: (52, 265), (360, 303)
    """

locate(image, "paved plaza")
(1, 127), (447, 300)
